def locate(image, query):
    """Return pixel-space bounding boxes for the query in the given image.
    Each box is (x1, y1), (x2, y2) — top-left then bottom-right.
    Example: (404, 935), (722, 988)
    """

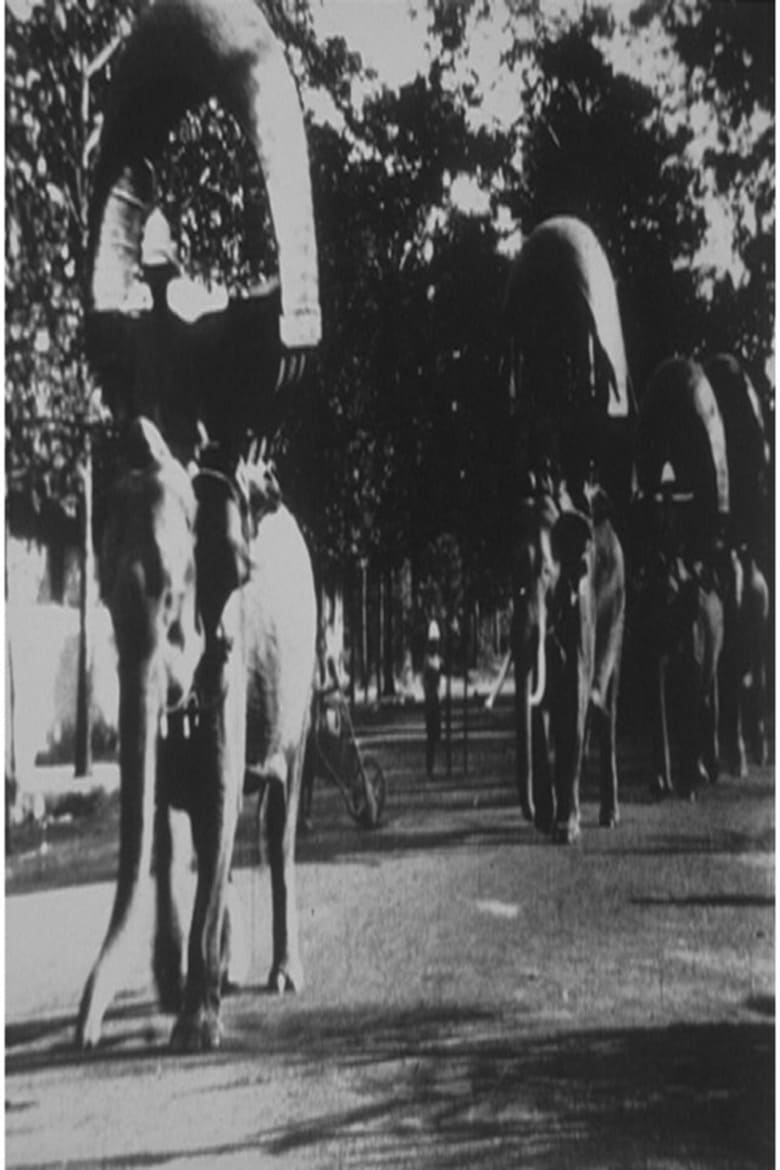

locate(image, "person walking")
(423, 620), (443, 778)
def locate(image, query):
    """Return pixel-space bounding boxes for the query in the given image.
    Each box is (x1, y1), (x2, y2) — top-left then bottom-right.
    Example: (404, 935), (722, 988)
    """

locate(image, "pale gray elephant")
(76, 419), (316, 1051)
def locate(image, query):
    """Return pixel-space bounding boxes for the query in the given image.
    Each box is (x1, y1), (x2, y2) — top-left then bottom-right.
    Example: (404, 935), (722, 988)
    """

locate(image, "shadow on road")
(7, 999), (773, 1168)
(225, 1005), (776, 1168)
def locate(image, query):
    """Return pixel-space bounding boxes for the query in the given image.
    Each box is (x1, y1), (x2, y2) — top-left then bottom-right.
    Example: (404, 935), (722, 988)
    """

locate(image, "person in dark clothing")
(423, 620), (443, 778)
(299, 625), (344, 832)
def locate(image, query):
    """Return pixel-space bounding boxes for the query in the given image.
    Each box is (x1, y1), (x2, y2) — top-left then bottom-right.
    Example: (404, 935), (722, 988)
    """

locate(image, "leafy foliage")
(6, 0), (139, 535)
(5, 0), (774, 602)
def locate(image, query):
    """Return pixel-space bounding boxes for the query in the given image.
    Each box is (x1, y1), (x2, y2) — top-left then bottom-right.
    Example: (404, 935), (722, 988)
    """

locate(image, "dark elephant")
(76, 420), (316, 1051)
(705, 355), (770, 774)
(512, 478), (625, 842)
(505, 217), (630, 842)
(634, 547), (724, 797)
(504, 215), (633, 514)
(632, 357), (729, 797)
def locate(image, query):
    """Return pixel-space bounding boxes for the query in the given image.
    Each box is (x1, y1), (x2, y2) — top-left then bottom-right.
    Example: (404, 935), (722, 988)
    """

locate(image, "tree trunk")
(361, 559), (368, 703)
(399, 558), (414, 688)
(382, 565), (396, 698)
(75, 440), (95, 778)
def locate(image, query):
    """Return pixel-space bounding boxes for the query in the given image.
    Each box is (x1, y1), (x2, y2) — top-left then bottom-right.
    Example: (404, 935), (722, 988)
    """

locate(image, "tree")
(6, 0), (139, 542)
(646, 0), (775, 384)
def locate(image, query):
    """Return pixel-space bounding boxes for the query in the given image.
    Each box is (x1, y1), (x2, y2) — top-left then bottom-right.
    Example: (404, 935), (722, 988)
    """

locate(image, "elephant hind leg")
(265, 747), (304, 993)
(153, 807), (188, 1014)
(532, 709), (554, 835)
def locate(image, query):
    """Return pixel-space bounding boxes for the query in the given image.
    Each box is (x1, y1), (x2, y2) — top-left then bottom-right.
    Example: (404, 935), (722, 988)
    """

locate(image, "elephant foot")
(170, 1008), (222, 1053)
(268, 958), (303, 995)
(553, 816), (581, 845)
(154, 945), (184, 1015)
(749, 735), (767, 768)
(599, 806), (619, 829)
(220, 972), (242, 997)
(695, 758), (711, 788)
(156, 978), (184, 1016)
(75, 974), (103, 1050)
(651, 774), (674, 799)
(75, 1004), (102, 1052)
(723, 740), (747, 779)
(534, 807), (555, 836)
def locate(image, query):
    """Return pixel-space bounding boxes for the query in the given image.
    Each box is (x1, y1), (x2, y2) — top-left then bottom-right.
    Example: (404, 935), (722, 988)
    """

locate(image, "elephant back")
(86, 0), (320, 439)
(504, 216), (630, 421)
(633, 357), (729, 549)
(704, 354), (769, 553)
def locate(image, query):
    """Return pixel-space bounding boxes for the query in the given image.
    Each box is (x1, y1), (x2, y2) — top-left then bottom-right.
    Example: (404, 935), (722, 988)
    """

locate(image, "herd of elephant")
(72, 0), (770, 1055)
(508, 336), (770, 849)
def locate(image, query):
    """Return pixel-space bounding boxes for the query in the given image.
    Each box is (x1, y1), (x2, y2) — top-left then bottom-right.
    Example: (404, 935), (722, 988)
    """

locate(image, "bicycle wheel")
(348, 751), (386, 828)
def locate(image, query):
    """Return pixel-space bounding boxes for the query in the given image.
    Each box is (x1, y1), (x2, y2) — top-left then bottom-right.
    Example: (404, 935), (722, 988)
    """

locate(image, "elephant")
(704, 354), (770, 775)
(511, 476), (625, 843)
(504, 217), (630, 842)
(715, 540), (770, 776)
(632, 357), (729, 797)
(634, 546), (724, 798)
(76, 418), (316, 1051)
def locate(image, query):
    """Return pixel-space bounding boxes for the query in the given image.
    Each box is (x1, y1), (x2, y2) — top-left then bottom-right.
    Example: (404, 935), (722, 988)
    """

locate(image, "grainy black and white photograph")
(4, 0), (775, 1165)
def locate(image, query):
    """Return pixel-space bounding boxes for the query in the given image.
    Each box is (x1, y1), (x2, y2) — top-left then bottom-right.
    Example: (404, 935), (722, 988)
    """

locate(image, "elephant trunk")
(514, 649), (535, 822)
(529, 609), (547, 708)
(76, 656), (161, 1048)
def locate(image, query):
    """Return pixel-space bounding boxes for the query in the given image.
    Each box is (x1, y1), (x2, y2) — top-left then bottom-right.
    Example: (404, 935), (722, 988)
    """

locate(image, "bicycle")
(310, 687), (387, 828)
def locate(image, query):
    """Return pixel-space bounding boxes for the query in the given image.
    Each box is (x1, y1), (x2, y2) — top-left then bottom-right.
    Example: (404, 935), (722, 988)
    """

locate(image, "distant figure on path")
(300, 625), (345, 832)
(423, 621), (443, 778)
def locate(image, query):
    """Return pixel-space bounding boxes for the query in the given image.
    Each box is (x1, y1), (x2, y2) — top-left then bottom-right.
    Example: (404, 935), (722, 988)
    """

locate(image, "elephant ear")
(505, 216), (631, 419)
(88, 0), (319, 338)
(551, 510), (593, 581)
(86, 0), (321, 436)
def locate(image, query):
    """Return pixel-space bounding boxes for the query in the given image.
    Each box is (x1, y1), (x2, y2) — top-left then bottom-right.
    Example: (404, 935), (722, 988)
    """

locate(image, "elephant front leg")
(651, 655), (674, 797)
(171, 783), (239, 1052)
(153, 802), (185, 1014)
(513, 659), (535, 823)
(596, 674), (620, 828)
(266, 751), (304, 993)
(720, 641), (746, 778)
(744, 655), (768, 767)
(551, 665), (586, 845)
(702, 676), (720, 785)
(171, 651), (244, 1052)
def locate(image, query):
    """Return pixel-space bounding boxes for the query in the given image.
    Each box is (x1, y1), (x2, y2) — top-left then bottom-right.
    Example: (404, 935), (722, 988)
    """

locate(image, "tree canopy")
(5, 0), (774, 599)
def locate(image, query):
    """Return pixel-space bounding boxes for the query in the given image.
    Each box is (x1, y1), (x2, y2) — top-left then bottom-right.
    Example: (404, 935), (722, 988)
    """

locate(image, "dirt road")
(5, 716), (774, 1168)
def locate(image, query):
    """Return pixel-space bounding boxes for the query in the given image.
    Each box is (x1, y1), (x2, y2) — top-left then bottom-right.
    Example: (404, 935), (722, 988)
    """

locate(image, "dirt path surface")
(5, 711), (775, 1168)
